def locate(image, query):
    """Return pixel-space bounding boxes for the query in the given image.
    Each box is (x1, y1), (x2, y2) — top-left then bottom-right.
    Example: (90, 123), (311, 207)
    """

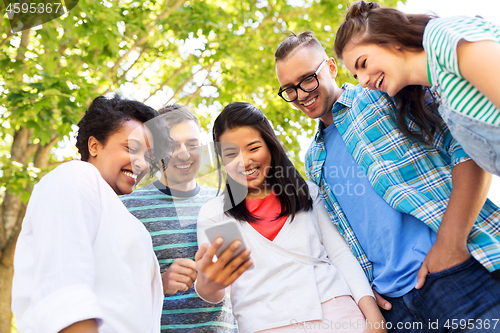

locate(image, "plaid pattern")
(305, 83), (500, 282)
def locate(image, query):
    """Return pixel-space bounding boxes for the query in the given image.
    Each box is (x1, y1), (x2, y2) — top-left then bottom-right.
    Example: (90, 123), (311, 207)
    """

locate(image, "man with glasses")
(275, 31), (500, 332)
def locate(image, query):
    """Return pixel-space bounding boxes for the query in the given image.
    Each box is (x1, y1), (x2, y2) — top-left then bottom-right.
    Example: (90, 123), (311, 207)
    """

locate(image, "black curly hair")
(76, 94), (171, 175)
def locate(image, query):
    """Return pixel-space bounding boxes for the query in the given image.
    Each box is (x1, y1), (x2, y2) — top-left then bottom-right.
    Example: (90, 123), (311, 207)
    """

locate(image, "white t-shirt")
(12, 161), (163, 333)
(197, 182), (374, 333)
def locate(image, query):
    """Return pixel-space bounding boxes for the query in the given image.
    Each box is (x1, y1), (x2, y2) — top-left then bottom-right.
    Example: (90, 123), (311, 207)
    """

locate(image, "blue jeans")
(380, 257), (500, 332)
(438, 101), (500, 176)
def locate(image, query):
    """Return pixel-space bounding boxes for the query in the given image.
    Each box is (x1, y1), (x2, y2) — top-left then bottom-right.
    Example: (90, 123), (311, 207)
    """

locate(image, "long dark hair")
(334, 1), (441, 142)
(212, 102), (312, 223)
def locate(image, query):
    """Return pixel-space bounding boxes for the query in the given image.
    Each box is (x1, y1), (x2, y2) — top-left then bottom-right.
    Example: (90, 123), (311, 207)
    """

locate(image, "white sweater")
(12, 161), (163, 333)
(197, 182), (373, 333)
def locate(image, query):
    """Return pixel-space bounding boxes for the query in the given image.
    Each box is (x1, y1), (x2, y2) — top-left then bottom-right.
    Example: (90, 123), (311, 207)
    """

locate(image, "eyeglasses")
(278, 59), (328, 103)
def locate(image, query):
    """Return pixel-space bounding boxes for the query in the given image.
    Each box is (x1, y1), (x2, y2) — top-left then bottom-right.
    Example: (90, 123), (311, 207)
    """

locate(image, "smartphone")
(204, 220), (254, 270)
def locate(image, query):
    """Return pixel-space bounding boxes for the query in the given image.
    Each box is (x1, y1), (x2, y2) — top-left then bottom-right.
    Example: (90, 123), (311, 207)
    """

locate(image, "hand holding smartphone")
(204, 220), (254, 270)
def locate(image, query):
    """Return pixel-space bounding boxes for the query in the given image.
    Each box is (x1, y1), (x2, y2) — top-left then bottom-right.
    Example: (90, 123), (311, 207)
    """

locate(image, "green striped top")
(423, 16), (500, 125)
(120, 182), (238, 332)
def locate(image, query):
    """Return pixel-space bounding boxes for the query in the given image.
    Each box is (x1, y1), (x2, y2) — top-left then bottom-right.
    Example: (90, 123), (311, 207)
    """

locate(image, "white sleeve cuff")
(29, 284), (103, 332)
(194, 280), (224, 304)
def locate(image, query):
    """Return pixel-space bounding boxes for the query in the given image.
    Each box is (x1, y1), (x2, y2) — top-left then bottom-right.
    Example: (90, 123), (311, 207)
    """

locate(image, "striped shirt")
(305, 83), (500, 283)
(120, 182), (238, 333)
(423, 16), (500, 125)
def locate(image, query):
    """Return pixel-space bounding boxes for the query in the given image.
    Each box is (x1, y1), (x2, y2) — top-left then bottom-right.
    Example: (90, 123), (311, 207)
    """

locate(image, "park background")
(1, 0), (500, 331)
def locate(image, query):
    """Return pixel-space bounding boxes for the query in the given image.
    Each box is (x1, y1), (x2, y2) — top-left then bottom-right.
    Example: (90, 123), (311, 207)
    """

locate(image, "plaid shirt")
(305, 83), (500, 283)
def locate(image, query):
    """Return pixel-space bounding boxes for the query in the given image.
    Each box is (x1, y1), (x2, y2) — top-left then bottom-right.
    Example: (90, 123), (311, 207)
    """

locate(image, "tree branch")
(162, 62), (214, 106)
(15, 29), (30, 61)
(0, 31), (14, 49)
(34, 135), (59, 169)
(143, 62), (190, 103)
(1, 204), (25, 265)
(0, 2), (6, 39)
(111, 0), (185, 73)
(182, 83), (203, 105)
(11, 127), (33, 162)
(113, 47), (148, 85)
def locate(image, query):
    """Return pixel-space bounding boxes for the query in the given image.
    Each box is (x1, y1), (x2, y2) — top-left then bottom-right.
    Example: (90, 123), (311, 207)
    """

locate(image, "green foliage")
(0, 0), (403, 197)
(2, 2), (408, 329)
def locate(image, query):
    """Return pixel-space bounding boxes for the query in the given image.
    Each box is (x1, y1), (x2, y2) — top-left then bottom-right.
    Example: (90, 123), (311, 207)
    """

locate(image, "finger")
(167, 280), (190, 293)
(198, 238), (225, 270)
(175, 258), (197, 271)
(215, 240), (242, 267)
(187, 269), (197, 282)
(184, 276), (195, 289)
(174, 259), (198, 281)
(195, 244), (209, 262)
(222, 248), (251, 274)
(205, 237), (224, 260)
(174, 272), (196, 288)
(415, 263), (429, 289)
(169, 264), (197, 279)
(373, 290), (392, 311)
(167, 271), (195, 286)
(225, 257), (253, 285)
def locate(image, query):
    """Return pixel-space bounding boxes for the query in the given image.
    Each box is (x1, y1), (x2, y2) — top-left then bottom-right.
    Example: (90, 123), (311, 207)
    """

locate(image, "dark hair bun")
(346, 1), (381, 20)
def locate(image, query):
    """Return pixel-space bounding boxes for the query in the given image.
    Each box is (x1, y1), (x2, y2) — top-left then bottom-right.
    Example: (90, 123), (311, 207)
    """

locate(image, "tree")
(0, 0), (401, 330)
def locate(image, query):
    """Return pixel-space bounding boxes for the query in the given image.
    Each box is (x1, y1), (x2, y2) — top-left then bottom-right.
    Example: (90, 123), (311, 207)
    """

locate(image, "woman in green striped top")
(334, 1), (500, 176)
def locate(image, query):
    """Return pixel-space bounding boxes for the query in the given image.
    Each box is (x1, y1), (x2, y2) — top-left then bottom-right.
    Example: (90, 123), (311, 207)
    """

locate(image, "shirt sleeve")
(309, 183), (374, 303)
(196, 198), (224, 247)
(14, 162), (104, 332)
(430, 120), (471, 167)
(426, 16), (500, 77)
(305, 147), (315, 181)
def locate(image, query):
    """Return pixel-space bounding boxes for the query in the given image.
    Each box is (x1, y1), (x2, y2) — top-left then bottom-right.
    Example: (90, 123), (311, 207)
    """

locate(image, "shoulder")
(340, 83), (390, 106)
(200, 195), (225, 213)
(425, 16), (463, 36)
(198, 185), (219, 198)
(305, 180), (320, 199)
(30, 161), (103, 212)
(425, 16), (495, 46)
(120, 182), (158, 198)
(120, 182), (160, 207)
(305, 134), (320, 163)
(198, 195), (226, 223)
(40, 160), (101, 189)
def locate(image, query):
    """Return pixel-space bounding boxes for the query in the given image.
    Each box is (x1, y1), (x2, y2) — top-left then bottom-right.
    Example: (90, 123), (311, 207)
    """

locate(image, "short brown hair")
(157, 104), (200, 128)
(275, 31), (326, 62)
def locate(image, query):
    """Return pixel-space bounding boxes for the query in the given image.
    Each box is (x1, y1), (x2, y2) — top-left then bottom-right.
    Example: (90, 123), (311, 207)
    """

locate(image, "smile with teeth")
(241, 168), (258, 176)
(122, 170), (137, 180)
(375, 74), (384, 89)
(175, 163), (192, 169)
(303, 97), (317, 107)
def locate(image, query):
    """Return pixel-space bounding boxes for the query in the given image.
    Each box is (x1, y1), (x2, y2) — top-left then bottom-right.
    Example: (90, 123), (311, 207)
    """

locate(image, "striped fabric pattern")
(305, 83), (500, 283)
(120, 184), (238, 333)
(423, 16), (500, 125)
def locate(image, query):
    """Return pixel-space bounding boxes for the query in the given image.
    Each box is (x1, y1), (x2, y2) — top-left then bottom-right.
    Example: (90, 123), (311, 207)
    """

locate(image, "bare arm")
(457, 39), (500, 110)
(59, 319), (98, 333)
(416, 160), (491, 288)
(358, 296), (387, 333)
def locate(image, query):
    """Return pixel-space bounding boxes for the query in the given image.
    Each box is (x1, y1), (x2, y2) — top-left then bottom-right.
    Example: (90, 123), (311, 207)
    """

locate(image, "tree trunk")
(0, 29), (31, 332)
(0, 262), (14, 333)
(0, 215), (22, 333)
